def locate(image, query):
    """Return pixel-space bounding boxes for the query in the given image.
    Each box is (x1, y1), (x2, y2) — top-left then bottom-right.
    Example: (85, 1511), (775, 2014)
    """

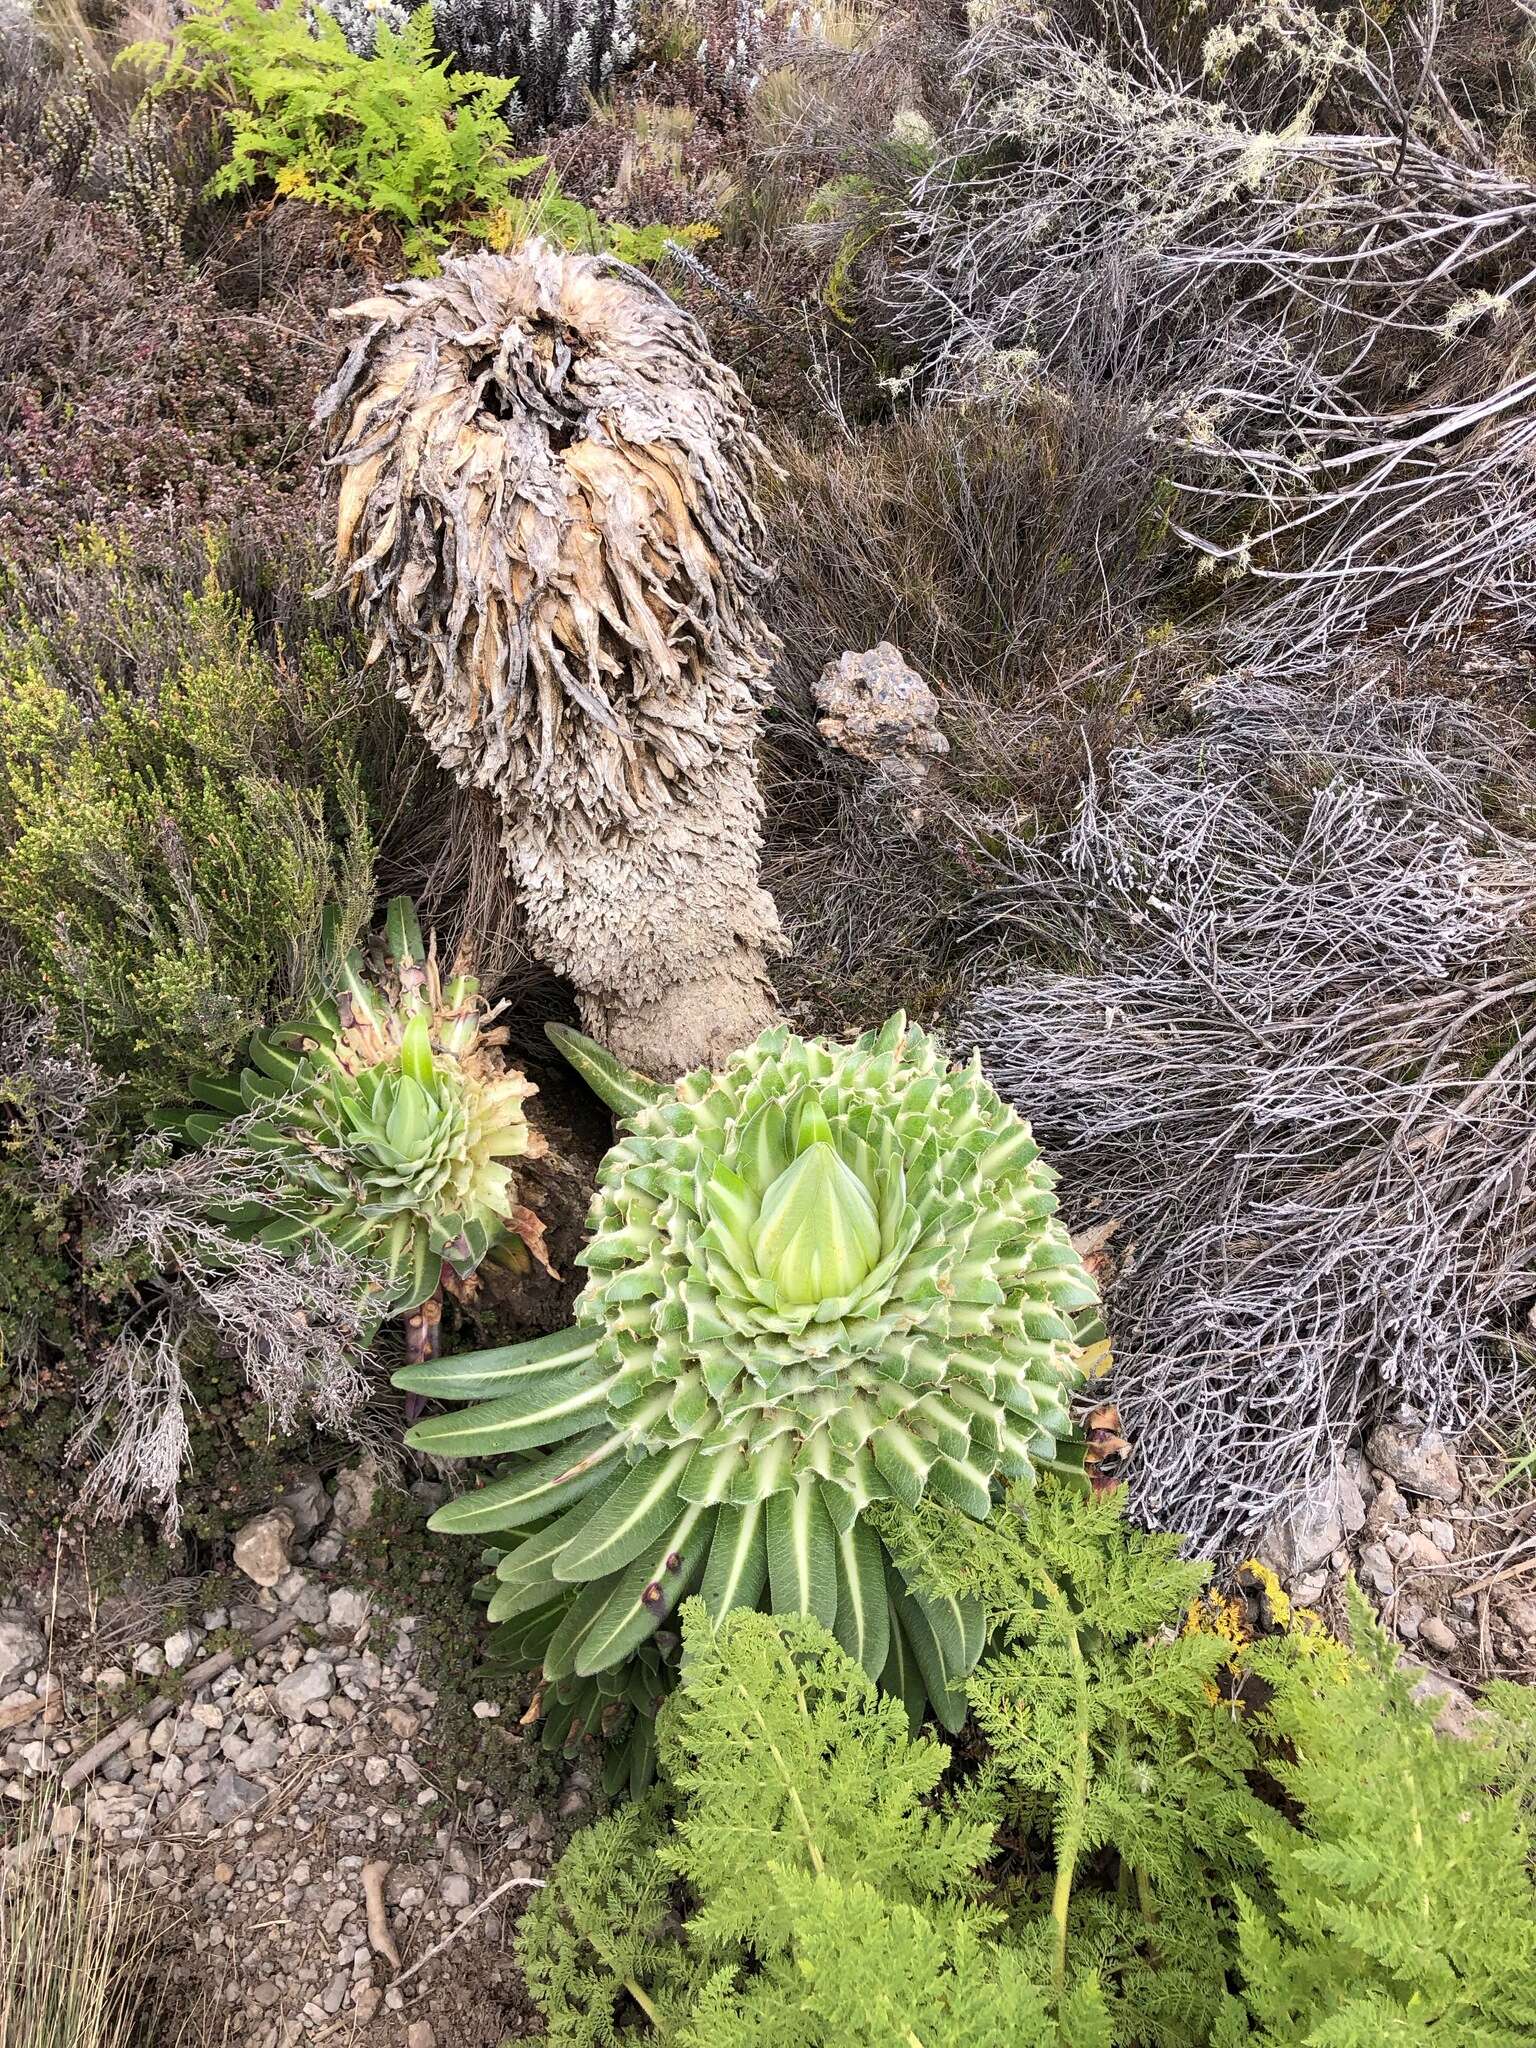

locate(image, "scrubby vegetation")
(1, 0), (1534, 2034)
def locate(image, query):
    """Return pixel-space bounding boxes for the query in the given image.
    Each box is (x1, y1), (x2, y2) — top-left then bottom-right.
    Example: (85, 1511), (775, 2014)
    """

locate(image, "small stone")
(1401, 1532), (1447, 1572)
(440, 1873), (471, 1909)
(273, 1662), (335, 1722)
(407, 2023), (437, 2048)
(1406, 1663), (1486, 1740)
(321, 1968), (349, 2016)
(277, 1468), (329, 1541)
(1426, 1519), (1456, 1556)
(471, 1699), (500, 1720)
(1358, 1541), (1396, 1596)
(234, 1511), (296, 1590)
(322, 1897), (354, 1938)
(164, 1629), (200, 1671)
(363, 1757), (391, 1788)
(326, 1589), (371, 1637)
(0, 1613), (45, 1692)
(1419, 1616), (1457, 1654)
(0, 1690), (39, 1733)
(331, 1455), (380, 1536)
(214, 1860), (235, 1884)
(190, 1703), (224, 1733)
(382, 1707), (420, 1740)
(97, 1665), (127, 1691)
(307, 1533), (344, 1569)
(134, 1646), (166, 1679)
(206, 1768), (266, 1825)
(1366, 1421), (1461, 1502)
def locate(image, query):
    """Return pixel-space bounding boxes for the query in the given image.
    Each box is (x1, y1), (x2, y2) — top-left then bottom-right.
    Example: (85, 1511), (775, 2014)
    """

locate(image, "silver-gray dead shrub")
(963, 672), (1536, 1556)
(872, 2), (1536, 659)
(0, 1012), (376, 1531)
(69, 1125), (377, 1534)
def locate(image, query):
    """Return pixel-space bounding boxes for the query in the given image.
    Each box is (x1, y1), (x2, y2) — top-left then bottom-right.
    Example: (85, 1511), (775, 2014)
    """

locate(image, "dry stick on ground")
(362, 1859), (401, 1971)
(58, 1610), (301, 1794)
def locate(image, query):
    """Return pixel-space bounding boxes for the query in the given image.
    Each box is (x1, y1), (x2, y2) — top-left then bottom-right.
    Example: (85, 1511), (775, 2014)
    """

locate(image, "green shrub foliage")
(0, 556), (374, 1106)
(522, 1486), (1536, 2047)
(398, 1015), (1104, 1751)
(126, 0), (698, 271)
(127, 0), (536, 270)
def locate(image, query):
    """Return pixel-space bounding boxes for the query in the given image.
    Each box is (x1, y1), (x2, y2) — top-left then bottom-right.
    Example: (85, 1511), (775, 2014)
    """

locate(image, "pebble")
(234, 1510), (297, 1590)
(1419, 1615), (1457, 1654)
(272, 1662), (335, 1722)
(407, 2023), (438, 2048)
(1366, 1420), (1461, 1503)
(164, 1628), (200, 1671)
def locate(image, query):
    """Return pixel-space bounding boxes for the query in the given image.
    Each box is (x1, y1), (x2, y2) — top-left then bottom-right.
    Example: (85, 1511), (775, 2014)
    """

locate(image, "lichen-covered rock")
(316, 242), (785, 1076)
(813, 643), (949, 807)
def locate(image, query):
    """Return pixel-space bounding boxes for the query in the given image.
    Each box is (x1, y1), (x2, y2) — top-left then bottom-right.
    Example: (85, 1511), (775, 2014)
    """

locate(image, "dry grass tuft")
(0, 1809), (163, 2048)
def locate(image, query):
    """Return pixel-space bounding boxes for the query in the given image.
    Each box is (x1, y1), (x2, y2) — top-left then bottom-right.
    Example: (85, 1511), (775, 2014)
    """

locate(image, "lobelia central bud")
(751, 1123), (882, 1306)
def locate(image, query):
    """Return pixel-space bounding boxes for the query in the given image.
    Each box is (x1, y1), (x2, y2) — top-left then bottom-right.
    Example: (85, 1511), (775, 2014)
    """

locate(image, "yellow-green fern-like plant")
(399, 1013), (1101, 1733)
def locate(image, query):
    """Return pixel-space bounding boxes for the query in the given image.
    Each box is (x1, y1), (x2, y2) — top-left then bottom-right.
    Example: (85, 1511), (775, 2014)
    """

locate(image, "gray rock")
(406, 2025), (437, 2048)
(273, 1662), (335, 1722)
(441, 1873), (471, 1909)
(812, 644), (950, 807)
(1419, 1615), (1457, 1654)
(1358, 1541), (1396, 1597)
(234, 1511), (296, 1589)
(1258, 1465), (1365, 1580)
(0, 1613), (45, 1691)
(164, 1629), (200, 1671)
(276, 1469), (329, 1541)
(1406, 1663), (1486, 1740)
(326, 1589), (371, 1637)
(1366, 1421), (1461, 1502)
(331, 1456), (380, 1536)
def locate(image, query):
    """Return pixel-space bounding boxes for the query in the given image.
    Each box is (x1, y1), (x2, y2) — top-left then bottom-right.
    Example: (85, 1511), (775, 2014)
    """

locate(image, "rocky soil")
(1256, 1410), (1536, 1730)
(1, 1408), (1531, 2043)
(0, 1460), (584, 2046)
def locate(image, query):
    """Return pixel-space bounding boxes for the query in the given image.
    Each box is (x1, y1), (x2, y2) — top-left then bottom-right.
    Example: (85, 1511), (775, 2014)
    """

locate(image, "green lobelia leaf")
(766, 1479), (839, 1630)
(699, 1500), (770, 1621)
(832, 1517), (891, 1678)
(572, 1502), (718, 1677)
(554, 1445), (698, 1585)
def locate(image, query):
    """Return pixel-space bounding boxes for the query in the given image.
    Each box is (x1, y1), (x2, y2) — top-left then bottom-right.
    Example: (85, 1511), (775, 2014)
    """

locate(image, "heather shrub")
(0, 163), (338, 565)
(0, 549), (376, 1108)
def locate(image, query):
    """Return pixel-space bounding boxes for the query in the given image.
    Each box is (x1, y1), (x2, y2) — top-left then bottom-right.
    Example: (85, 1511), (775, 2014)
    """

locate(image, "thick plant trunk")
(504, 744), (782, 1076)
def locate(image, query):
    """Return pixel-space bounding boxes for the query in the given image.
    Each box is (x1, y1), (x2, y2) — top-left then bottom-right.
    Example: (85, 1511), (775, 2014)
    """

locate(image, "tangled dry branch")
(874, 2), (1536, 659)
(66, 1127), (377, 1534)
(964, 672), (1536, 1556)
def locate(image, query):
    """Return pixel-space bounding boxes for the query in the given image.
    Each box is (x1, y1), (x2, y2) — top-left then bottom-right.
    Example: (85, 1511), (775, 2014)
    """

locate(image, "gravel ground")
(0, 1463), (583, 2046)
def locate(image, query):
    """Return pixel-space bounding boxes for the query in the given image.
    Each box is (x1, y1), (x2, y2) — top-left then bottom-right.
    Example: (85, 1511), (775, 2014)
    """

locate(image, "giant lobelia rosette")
(398, 1013), (1104, 1750)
